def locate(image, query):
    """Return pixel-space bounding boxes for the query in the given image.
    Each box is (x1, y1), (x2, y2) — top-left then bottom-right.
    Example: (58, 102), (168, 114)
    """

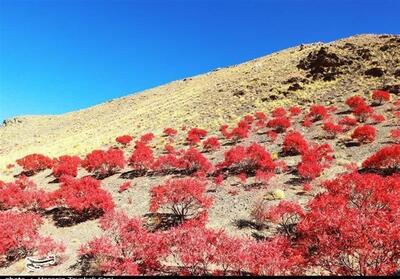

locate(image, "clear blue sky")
(0, 0), (399, 121)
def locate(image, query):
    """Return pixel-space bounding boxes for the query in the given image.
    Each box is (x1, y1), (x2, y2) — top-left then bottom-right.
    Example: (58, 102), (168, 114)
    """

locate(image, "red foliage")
(0, 176), (51, 211)
(115, 135), (133, 146)
(351, 125), (376, 144)
(0, 211), (64, 265)
(305, 105), (329, 122)
(202, 136), (220, 151)
(352, 103), (374, 122)
(53, 176), (115, 214)
(230, 119), (251, 141)
(140, 133), (155, 145)
(52, 155), (81, 177)
(118, 181), (132, 193)
(282, 131), (308, 155)
(267, 117), (291, 133)
(297, 143), (334, 180)
(164, 143), (176, 154)
(83, 148), (125, 176)
(370, 113), (385, 124)
(16, 153), (53, 174)
(213, 174), (224, 186)
(322, 121), (343, 138)
(272, 107), (287, 118)
(80, 210), (168, 275)
(186, 128), (208, 145)
(266, 130), (278, 142)
(219, 124), (231, 139)
(372, 90), (390, 105)
(297, 172), (400, 275)
(152, 147), (212, 176)
(254, 111), (267, 121)
(129, 141), (154, 171)
(163, 127), (178, 138)
(167, 226), (299, 275)
(289, 106), (302, 117)
(267, 201), (304, 236)
(218, 143), (276, 179)
(149, 178), (213, 220)
(346, 95), (366, 109)
(338, 116), (358, 131)
(390, 128), (400, 143)
(361, 144), (400, 172)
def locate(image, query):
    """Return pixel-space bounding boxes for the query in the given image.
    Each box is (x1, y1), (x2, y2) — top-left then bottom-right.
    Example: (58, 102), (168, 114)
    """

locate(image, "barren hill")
(1, 34), (399, 175)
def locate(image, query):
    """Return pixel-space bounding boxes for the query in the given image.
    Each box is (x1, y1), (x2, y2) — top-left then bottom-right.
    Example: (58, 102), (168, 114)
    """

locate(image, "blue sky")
(0, 0), (399, 121)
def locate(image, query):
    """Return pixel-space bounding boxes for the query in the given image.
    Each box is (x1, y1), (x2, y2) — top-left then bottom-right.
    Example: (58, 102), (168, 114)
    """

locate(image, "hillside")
(0, 34), (400, 276)
(1, 34), (399, 176)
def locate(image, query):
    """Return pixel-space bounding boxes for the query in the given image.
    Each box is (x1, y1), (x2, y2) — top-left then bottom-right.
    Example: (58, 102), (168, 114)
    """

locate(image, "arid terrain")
(0, 34), (399, 276)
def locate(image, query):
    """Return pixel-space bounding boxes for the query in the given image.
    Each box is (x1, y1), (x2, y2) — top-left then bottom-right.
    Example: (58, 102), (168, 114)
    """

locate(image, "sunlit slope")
(1, 34), (399, 173)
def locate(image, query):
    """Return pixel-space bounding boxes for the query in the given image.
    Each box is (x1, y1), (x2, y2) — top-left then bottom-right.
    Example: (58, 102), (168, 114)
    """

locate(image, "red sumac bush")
(16, 153), (53, 175)
(351, 125), (376, 144)
(52, 155), (81, 177)
(149, 178), (213, 221)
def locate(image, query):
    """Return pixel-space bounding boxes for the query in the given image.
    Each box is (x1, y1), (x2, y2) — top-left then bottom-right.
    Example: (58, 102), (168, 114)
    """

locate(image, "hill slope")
(1, 34), (399, 173)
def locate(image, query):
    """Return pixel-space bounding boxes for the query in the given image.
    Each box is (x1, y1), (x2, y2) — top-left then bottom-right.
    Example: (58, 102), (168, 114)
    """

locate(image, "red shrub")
(115, 135), (133, 146)
(202, 136), (221, 151)
(129, 141), (154, 171)
(351, 125), (376, 144)
(218, 143), (276, 179)
(266, 201), (304, 236)
(282, 131), (309, 155)
(213, 174), (224, 186)
(163, 127), (178, 138)
(54, 176), (115, 215)
(272, 107), (287, 118)
(346, 95), (366, 109)
(338, 116), (358, 131)
(390, 129), (400, 143)
(362, 144), (400, 172)
(243, 114), (255, 124)
(153, 147), (212, 176)
(149, 178), (213, 221)
(230, 120), (251, 141)
(83, 148), (125, 176)
(322, 121), (343, 138)
(353, 103), (374, 122)
(118, 181), (132, 193)
(164, 143), (176, 154)
(302, 117), (313, 128)
(0, 176), (51, 211)
(254, 111), (267, 121)
(370, 113), (385, 124)
(297, 172), (400, 275)
(219, 124), (231, 139)
(306, 105), (329, 122)
(267, 117), (291, 133)
(16, 153), (53, 175)
(372, 90), (390, 105)
(289, 106), (302, 117)
(0, 211), (64, 266)
(140, 133), (155, 145)
(186, 128), (208, 145)
(80, 210), (168, 275)
(297, 143), (334, 180)
(264, 132), (276, 144)
(166, 227), (229, 275)
(52, 155), (81, 177)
